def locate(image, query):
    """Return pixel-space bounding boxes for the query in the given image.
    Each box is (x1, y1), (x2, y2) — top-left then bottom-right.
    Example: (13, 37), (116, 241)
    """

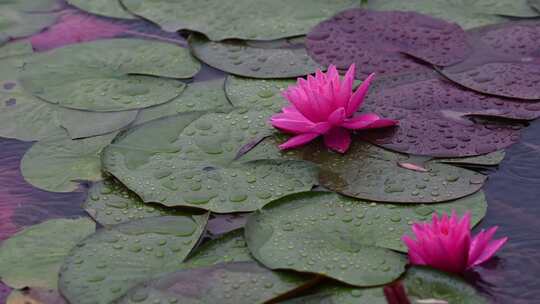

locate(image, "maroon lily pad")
(361, 73), (533, 157)
(440, 21), (540, 100)
(31, 9), (187, 52)
(306, 9), (471, 79)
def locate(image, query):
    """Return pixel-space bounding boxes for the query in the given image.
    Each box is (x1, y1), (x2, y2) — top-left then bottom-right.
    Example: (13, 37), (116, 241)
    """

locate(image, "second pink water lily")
(270, 64), (397, 153)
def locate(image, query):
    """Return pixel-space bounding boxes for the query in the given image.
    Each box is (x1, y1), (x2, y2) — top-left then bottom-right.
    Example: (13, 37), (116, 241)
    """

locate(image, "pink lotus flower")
(270, 64), (397, 153)
(403, 211), (508, 274)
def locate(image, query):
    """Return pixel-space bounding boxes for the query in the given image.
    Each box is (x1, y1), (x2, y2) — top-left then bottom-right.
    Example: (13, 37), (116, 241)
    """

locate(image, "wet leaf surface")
(435, 150), (506, 166)
(190, 35), (320, 78)
(121, 0), (359, 41)
(20, 39), (198, 111)
(67, 0), (132, 19)
(440, 21), (540, 100)
(306, 9), (470, 79)
(0, 0), (58, 44)
(366, 0), (537, 29)
(84, 177), (192, 227)
(361, 73), (530, 157)
(21, 131), (116, 192)
(245, 192), (408, 286)
(59, 214), (208, 304)
(116, 262), (314, 304)
(282, 266), (487, 303)
(0, 218), (95, 290)
(103, 109), (318, 213)
(246, 138), (486, 203)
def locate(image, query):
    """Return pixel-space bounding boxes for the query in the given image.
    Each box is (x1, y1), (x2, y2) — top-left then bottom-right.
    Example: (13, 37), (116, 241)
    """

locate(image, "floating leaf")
(246, 138), (486, 203)
(84, 178), (190, 227)
(59, 214), (208, 304)
(103, 109), (318, 213)
(60, 108), (138, 139)
(122, 0), (359, 41)
(436, 150), (506, 166)
(225, 75), (291, 112)
(116, 262), (313, 304)
(245, 192), (407, 286)
(207, 214), (249, 236)
(531, 0), (540, 12)
(0, 41), (33, 59)
(0, 0), (58, 44)
(282, 266), (487, 303)
(20, 39), (199, 111)
(362, 73), (531, 157)
(440, 21), (540, 100)
(366, 0), (537, 29)
(0, 218), (95, 290)
(181, 229), (253, 269)
(21, 131), (116, 192)
(190, 34), (320, 78)
(6, 287), (67, 304)
(306, 9), (470, 79)
(133, 78), (232, 126)
(68, 0), (132, 19)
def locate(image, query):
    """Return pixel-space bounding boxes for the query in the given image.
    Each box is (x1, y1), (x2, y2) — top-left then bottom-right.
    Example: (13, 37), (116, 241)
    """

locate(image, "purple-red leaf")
(440, 21), (540, 100)
(306, 9), (471, 79)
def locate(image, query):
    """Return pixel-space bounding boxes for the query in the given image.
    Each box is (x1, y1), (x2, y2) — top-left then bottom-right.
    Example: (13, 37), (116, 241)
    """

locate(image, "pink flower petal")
(470, 237), (508, 267)
(328, 107), (346, 126)
(278, 133), (320, 150)
(323, 127), (351, 153)
(346, 73), (375, 116)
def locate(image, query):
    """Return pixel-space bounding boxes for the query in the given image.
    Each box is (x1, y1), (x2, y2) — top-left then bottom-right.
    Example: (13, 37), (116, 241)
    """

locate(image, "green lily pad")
(121, 0), (359, 41)
(366, 0), (537, 29)
(21, 131), (116, 192)
(282, 266), (487, 303)
(68, 0), (133, 19)
(436, 150), (506, 166)
(0, 2), (57, 44)
(84, 178), (192, 227)
(245, 192), (408, 286)
(190, 35), (320, 78)
(116, 262), (314, 304)
(133, 78), (232, 126)
(246, 138), (486, 204)
(0, 218), (95, 290)
(103, 109), (318, 213)
(181, 229), (253, 269)
(59, 214), (208, 304)
(20, 39), (200, 111)
(59, 108), (138, 139)
(0, 40), (33, 59)
(225, 75), (292, 112)
(531, 0), (540, 12)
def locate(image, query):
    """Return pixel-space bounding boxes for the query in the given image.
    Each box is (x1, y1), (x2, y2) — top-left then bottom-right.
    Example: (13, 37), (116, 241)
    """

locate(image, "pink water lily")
(270, 64), (397, 153)
(403, 211), (508, 274)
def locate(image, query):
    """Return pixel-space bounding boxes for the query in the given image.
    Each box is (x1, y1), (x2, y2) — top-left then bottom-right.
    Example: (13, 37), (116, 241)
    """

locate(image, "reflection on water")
(470, 119), (540, 303)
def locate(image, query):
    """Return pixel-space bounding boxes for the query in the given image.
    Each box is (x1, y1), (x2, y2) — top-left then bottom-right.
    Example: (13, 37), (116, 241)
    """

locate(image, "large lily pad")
(21, 131), (116, 192)
(133, 78), (232, 126)
(531, 0), (540, 12)
(225, 75), (291, 112)
(245, 192), (407, 286)
(20, 39), (199, 111)
(306, 9), (470, 79)
(440, 21), (540, 100)
(366, 0), (537, 29)
(246, 138), (486, 203)
(0, 218), (95, 290)
(60, 108), (138, 139)
(59, 214), (208, 304)
(103, 109), (318, 213)
(436, 150), (506, 166)
(84, 178), (191, 227)
(181, 229), (253, 269)
(0, 0), (58, 44)
(68, 0), (132, 19)
(0, 40), (33, 59)
(362, 73), (531, 157)
(190, 34), (320, 78)
(282, 266), (487, 303)
(121, 0), (359, 41)
(116, 262), (314, 304)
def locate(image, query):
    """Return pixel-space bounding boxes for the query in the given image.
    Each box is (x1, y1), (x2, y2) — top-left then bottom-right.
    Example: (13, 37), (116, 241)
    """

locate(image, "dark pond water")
(1, 3), (540, 304)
